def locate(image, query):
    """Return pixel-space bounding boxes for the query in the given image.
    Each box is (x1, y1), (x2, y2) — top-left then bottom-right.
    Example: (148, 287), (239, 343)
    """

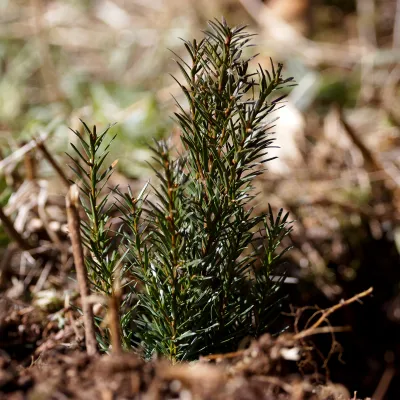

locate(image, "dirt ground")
(0, 296), (355, 400)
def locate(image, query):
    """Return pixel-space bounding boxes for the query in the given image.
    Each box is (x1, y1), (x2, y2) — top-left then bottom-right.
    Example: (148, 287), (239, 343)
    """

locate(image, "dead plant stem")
(0, 205), (32, 250)
(108, 293), (122, 354)
(66, 185), (98, 356)
(37, 140), (70, 189)
(294, 287), (373, 340)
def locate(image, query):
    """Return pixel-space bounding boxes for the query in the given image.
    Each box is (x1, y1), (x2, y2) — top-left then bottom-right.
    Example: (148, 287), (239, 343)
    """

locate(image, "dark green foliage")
(67, 122), (118, 294)
(68, 19), (294, 362)
(67, 122), (132, 349)
(251, 206), (293, 336)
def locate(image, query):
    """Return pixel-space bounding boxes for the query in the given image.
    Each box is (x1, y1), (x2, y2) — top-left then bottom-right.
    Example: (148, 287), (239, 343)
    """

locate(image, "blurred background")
(1, 0), (400, 398)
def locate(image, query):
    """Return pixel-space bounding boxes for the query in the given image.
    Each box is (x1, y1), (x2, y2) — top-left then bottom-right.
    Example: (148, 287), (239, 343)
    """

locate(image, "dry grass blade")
(23, 146), (36, 181)
(0, 133), (48, 175)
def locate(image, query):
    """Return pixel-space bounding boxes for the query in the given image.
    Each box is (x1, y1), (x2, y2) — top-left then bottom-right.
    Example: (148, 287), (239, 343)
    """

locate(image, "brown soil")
(0, 295), (358, 400)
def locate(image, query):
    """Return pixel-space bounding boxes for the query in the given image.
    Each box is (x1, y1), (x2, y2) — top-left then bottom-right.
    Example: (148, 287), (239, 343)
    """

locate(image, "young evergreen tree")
(68, 18), (294, 362)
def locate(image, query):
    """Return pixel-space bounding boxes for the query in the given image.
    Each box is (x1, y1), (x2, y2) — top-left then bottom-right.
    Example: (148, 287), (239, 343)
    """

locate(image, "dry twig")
(36, 139), (70, 189)
(337, 106), (399, 201)
(373, 366), (395, 400)
(294, 287), (373, 340)
(0, 205), (32, 251)
(108, 293), (122, 355)
(108, 261), (123, 355)
(66, 184), (98, 356)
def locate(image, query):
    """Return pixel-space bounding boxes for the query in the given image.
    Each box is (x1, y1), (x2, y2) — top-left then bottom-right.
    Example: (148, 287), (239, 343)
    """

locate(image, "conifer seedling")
(68, 18), (294, 362)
